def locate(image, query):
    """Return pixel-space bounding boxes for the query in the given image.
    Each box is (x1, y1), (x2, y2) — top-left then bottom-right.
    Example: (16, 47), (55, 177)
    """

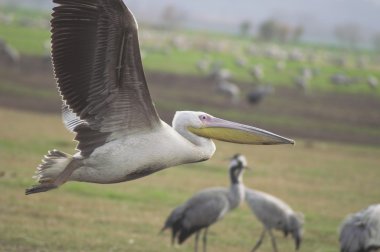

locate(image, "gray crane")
(0, 38), (20, 64)
(339, 204), (380, 252)
(367, 76), (378, 90)
(245, 188), (304, 252)
(160, 154), (247, 252)
(247, 85), (274, 105)
(216, 80), (241, 104)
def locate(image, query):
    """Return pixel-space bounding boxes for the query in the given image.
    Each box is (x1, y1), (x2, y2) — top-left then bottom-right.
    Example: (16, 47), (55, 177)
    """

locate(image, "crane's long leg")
(194, 231), (200, 252)
(202, 227), (209, 252)
(251, 229), (266, 252)
(267, 229), (278, 252)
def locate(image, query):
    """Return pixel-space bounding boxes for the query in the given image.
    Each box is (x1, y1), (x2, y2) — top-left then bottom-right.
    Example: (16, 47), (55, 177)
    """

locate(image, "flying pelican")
(25, 0), (294, 195)
(160, 154), (247, 252)
(245, 188), (304, 252)
(339, 204), (380, 252)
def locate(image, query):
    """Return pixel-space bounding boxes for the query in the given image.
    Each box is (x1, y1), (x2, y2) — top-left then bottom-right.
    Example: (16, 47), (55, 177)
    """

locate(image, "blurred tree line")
(158, 4), (380, 51)
(238, 19), (304, 43)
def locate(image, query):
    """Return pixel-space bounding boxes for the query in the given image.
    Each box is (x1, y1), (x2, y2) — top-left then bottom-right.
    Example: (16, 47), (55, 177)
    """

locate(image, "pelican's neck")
(172, 120), (216, 160)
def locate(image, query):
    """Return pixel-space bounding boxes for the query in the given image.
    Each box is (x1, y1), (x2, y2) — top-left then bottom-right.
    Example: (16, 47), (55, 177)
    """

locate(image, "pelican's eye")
(199, 115), (208, 121)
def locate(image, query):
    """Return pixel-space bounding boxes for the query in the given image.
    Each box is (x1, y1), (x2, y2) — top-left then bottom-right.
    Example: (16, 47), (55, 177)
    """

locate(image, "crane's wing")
(52, 0), (161, 156)
(184, 193), (228, 227)
(176, 190), (229, 244)
(245, 189), (291, 227)
(339, 213), (369, 252)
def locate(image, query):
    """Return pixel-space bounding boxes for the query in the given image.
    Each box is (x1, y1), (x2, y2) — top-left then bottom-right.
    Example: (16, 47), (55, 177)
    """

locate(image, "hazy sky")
(126, 0), (380, 44)
(2, 0), (380, 45)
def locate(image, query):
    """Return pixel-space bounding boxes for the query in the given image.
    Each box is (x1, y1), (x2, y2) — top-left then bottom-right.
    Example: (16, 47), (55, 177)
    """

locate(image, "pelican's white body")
(26, 0), (294, 195)
(69, 121), (216, 183)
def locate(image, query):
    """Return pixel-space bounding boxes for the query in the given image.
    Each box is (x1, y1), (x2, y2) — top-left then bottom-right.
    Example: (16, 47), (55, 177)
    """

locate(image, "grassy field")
(0, 108), (379, 252)
(1, 6), (380, 96)
(1, 6), (380, 252)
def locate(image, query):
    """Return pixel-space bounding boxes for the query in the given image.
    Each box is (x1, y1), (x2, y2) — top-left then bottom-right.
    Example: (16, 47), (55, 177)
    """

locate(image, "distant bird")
(330, 74), (354, 86)
(294, 76), (309, 92)
(250, 65), (264, 84)
(26, 0), (294, 195)
(367, 76), (378, 89)
(0, 38), (20, 64)
(247, 85), (274, 105)
(235, 56), (247, 68)
(299, 68), (313, 80)
(0, 13), (14, 25)
(356, 56), (368, 69)
(209, 63), (232, 82)
(339, 204), (380, 252)
(171, 35), (189, 51)
(288, 49), (305, 62)
(275, 61), (286, 72)
(196, 58), (210, 74)
(161, 154), (247, 252)
(216, 80), (241, 104)
(331, 56), (348, 68)
(245, 188), (304, 252)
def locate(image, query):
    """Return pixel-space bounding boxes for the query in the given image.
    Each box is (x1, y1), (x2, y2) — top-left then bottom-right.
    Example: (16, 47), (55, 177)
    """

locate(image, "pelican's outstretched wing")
(52, 0), (161, 156)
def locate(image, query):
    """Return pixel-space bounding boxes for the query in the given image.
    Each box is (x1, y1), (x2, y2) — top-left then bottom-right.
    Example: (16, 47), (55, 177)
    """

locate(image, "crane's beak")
(188, 117), (295, 145)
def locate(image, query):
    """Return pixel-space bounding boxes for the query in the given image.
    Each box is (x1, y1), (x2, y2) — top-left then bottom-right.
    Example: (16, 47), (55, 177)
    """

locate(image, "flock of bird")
(161, 154), (305, 252)
(10, 0), (378, 251)
(161, 154), (380, 252)
(194, 55), (379, 105)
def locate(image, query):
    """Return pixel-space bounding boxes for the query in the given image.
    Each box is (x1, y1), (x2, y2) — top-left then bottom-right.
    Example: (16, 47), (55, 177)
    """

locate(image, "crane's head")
(289, 212), (304, 251)
(228, 153), (248, 184)
(173, 111), (295, 145)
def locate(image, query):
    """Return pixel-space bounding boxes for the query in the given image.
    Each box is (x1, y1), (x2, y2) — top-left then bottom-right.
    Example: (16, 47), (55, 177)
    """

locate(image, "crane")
(245, 188), (304, 252)
(161, 154), (247, 252)
(339, 204), (380, 252)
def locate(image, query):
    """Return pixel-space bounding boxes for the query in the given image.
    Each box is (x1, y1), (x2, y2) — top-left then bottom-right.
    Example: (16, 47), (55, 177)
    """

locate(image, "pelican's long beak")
(189, 117), (295, 145)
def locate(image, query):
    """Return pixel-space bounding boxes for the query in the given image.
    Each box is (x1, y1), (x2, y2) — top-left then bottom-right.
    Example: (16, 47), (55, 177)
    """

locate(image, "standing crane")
(339, 204), (380, 252)
(245, 188), (304, 252)
(160, 154), (247, 252)
(216, 80), (241, 104)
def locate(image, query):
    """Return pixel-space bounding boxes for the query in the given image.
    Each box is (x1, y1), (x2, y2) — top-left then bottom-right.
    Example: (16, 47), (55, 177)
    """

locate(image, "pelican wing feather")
(52, 0), (160, 156)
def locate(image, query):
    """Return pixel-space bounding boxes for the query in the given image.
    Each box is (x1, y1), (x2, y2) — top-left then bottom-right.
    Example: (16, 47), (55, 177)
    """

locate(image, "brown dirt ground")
(0, 56), (379, 146)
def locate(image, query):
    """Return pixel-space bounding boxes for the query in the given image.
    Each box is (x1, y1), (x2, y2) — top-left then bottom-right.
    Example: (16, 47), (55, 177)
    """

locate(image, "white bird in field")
(245, 188), (304, 252)
(160, 154), (247, 252)
(25, 0), (294, 195)
(339, 204), (380, 252)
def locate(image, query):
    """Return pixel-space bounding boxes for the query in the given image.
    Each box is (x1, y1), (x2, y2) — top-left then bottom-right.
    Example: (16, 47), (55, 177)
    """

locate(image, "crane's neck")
(228, 183), (245, 210)
(228, 167), (245, 210)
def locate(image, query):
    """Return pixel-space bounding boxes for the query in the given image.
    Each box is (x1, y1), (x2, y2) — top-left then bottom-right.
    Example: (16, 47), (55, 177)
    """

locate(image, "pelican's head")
(173, 111), (295, 145)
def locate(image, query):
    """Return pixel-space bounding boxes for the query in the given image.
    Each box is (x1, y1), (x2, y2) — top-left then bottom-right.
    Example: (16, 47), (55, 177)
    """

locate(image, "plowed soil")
(1, 56), (379, 146)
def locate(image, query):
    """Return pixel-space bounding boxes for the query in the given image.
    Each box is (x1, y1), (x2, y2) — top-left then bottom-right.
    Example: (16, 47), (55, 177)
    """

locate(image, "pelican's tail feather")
(25, 150), (73, 195)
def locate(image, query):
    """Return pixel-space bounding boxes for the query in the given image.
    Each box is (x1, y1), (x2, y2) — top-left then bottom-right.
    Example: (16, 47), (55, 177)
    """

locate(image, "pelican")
(25, 0), (294, 195)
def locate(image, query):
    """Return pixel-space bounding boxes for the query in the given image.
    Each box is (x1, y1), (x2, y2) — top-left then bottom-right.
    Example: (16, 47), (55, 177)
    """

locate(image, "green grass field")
(1, 6), (380, 96)
(1, 108), (379, 252)
(1, 6), (380, 251)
